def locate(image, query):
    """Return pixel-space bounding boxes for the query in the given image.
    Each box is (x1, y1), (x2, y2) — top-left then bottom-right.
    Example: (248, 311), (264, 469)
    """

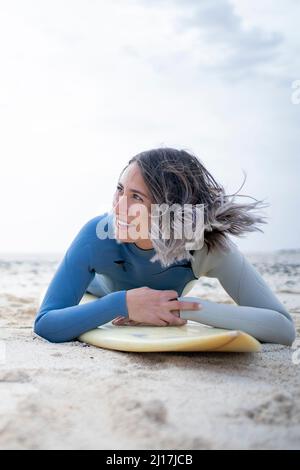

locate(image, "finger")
(157, 319), (169, 326)
(114, 318), (141, 326)
(112, 316), (128, 325)
(167, 317), (187, 326)
(171, 311), (180, 317)
(160, 313), (187, 326)
(161, 290), (179, 300)
(113, 315), (126, 322)
(180, 301), (202, 311)
(168, 300), (202, 311)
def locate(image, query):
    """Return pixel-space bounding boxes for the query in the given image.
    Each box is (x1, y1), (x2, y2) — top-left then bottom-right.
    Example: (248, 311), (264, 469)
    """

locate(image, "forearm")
(34, 290), (128, 343)
(178, 296), (296, 346)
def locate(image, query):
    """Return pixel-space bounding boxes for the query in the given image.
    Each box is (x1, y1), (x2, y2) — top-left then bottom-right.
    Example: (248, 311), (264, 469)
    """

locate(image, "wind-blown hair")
(118, 147), (269, 268)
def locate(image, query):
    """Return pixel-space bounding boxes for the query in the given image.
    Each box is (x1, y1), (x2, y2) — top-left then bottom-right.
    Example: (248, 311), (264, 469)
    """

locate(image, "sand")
(0, 251), (300, 450)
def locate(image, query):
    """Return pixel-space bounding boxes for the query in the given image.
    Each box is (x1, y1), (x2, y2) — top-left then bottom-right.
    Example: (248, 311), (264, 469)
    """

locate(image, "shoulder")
(73, 212), (111, 241)
(67, 212), (116, 252)
(66, 212), (120, 267)
(191, 237), (240, 278)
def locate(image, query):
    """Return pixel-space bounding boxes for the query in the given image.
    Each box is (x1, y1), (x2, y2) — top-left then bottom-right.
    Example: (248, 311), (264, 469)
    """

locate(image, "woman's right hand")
(125, 287), (202, 326)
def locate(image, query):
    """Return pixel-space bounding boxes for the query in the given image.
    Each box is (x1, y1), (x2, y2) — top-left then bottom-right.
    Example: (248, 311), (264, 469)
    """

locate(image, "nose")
(113, 194), (128, 218)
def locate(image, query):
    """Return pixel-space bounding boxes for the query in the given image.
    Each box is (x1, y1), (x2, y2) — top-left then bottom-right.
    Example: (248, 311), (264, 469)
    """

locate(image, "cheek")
(132, 205), (150, 224)
(112, 192), (119, 209)
(140, 210), (152, 232)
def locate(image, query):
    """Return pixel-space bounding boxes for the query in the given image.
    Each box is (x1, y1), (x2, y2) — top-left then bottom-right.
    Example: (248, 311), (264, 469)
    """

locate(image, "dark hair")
(118, 147), (268, 266)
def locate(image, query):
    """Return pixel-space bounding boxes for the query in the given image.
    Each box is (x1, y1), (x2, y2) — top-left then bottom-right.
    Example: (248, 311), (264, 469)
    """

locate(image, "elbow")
(34, 315), (70, 344)
(275, 314), (296, 347)
(257, 311), (296, 347)
(283, 320), (296, 346)
(33, 320), (61, 343)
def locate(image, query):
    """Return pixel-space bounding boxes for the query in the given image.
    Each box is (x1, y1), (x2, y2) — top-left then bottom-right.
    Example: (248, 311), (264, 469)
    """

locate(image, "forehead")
(119, 162), (146, 188)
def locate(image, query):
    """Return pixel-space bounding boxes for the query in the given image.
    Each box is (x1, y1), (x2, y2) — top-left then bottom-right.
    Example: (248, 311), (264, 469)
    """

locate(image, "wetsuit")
(34, 212), (296, 345)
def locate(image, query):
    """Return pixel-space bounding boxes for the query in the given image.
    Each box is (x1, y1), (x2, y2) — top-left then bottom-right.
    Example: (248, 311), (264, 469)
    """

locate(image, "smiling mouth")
(116, 218), (135, 228)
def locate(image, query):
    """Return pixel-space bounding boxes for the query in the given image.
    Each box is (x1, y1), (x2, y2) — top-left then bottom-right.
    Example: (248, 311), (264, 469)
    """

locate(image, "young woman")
(34, 148), (296, 345)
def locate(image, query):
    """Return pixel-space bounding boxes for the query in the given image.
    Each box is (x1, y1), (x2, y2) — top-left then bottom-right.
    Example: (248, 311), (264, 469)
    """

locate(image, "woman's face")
(112, 162), (153, 246)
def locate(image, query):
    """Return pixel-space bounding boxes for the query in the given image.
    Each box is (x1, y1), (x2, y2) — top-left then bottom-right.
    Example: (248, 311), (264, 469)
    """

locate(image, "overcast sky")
(0, 0), (299, 255)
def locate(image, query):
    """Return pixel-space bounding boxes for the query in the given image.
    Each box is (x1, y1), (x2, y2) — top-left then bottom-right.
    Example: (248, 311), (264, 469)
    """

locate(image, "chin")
(115, 233), (134, 243)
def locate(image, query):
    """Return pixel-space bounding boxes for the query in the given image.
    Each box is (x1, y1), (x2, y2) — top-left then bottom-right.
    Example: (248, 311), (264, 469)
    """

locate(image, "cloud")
(180, 0), (283, 80)
(129, 0), (284, 82)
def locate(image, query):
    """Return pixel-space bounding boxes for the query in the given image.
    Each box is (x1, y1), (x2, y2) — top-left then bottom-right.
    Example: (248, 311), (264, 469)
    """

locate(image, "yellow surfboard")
(77, 293), (261, 353)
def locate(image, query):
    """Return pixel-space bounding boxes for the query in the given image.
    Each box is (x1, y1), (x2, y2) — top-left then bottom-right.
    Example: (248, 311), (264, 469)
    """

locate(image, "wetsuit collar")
(126, 242), (155, 258)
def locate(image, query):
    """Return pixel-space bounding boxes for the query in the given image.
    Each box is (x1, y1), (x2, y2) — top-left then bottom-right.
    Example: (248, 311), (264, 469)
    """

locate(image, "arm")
(179, 241), (296, 346)
(34, 217), (128, 343)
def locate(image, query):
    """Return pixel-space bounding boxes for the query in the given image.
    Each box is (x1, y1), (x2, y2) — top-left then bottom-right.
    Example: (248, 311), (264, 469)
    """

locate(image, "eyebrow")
(117, 182), (149, 199)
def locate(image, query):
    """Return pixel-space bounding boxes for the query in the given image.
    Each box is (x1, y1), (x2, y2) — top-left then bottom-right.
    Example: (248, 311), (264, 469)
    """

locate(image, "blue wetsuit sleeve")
(34, 218), (128, 343)
(179, 243), (296, 346)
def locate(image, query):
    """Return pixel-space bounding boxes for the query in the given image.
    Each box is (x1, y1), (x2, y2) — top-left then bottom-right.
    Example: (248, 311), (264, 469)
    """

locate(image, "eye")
(133, 194), (143, 202)
(116, 185), (143, 202)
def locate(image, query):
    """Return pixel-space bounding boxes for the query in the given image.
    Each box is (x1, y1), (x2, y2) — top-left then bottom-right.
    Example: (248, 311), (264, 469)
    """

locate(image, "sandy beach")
(1, 250), (300, 450)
